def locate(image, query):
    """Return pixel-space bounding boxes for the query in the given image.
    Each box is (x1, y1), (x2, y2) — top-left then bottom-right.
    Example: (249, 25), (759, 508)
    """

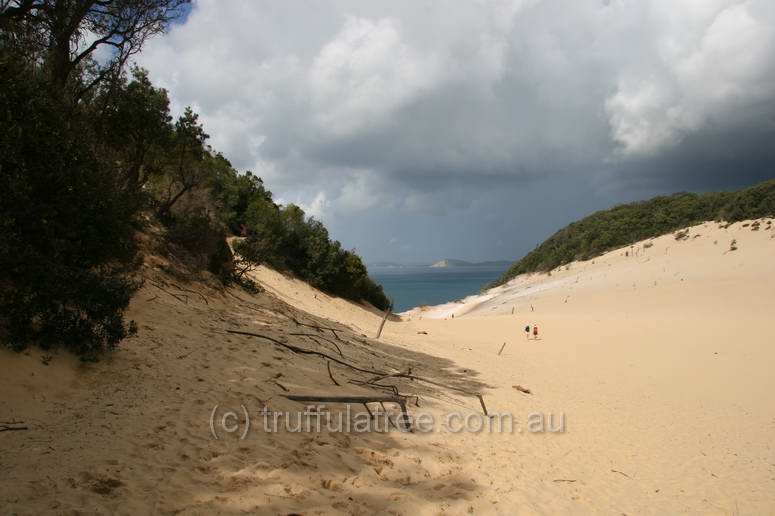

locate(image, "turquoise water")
(370, 266), (509, 312)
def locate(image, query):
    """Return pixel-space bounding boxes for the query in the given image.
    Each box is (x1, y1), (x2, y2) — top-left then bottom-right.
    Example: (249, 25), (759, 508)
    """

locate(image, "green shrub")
(231, 203), (390, 310)
(0, 60), (140, 355)
(165, 211), (233, 279)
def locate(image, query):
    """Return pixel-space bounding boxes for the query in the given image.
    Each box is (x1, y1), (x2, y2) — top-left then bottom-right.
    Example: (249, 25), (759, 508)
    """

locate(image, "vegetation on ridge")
(0, 0), (388, 356)
(492, 180), (775, 287)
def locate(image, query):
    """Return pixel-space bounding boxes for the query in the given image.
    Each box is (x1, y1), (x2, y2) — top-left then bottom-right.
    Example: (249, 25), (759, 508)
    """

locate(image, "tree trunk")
(159, 184), (191, 217)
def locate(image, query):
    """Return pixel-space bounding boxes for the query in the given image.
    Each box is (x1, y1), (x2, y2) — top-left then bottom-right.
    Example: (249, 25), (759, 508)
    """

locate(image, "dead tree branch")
(226, 329), (489, 415)
(149, 281), (188, 304)
(289, 332), (343, 356)
(169, 282), (209, 305)
(284, 394), (411, 431)
(326, 361), (340, 386)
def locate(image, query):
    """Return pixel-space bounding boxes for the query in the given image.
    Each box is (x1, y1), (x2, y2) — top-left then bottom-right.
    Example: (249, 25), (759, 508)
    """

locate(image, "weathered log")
(0, 423), (28, 432)
(284, 394), (411, 430)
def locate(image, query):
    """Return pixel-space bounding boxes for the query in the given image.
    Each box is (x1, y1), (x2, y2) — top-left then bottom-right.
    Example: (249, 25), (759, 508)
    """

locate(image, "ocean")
(369, 265), (509, 312)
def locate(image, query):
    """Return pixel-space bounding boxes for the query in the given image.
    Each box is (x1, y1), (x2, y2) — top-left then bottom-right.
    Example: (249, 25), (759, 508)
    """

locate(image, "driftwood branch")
(289, 333), (343, 356)
(374, 304), (392, 339)
(326, 361), (340, 386)
(611, 469), (632, 479)
(513, 385), (532, 395)
(150, 281), (188, 304)
(273, 380), (290, 392)
(0, 421), (28, 432)
(284, 312), (342, 334)
(349, 379), (400, 396)
(169, 282), (209, 305)
(226, 330), (384, 375)
(227, 329), (490, 415)
(285, 394), (411, 430)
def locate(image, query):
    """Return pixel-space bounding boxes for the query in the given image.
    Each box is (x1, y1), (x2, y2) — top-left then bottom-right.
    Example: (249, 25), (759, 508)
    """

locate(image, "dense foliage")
(493, 180), (775, 287)
(0, 0), (388, 355)
(216, 169), (391, 310)
(0, 58), (141, 354)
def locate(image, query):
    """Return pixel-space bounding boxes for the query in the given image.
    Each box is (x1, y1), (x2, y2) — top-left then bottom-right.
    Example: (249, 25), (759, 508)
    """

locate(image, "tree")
(209, 159), (272, 234)
(238, 196), (285, 268)
(278, 204), (311, 270)
(0, 0), (189, 100)
(0, 55), (140, 354)
(97, 66), (173, 191)
(158, 106), (209, 217)
(1, 4), (392, 352)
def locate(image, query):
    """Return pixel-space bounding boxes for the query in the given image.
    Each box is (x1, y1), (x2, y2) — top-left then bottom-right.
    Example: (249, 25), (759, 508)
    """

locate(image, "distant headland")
(369, 259), (512, 269)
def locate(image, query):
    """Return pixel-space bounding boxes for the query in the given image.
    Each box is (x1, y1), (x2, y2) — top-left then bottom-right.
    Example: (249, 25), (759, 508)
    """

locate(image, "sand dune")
(390, 219), (775, 514)
(2, 219), (774, 514)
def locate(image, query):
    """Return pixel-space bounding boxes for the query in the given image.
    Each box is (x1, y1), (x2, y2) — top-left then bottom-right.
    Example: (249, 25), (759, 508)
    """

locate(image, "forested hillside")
(0, 0), (388, 356)
(493, 180), (775, 286)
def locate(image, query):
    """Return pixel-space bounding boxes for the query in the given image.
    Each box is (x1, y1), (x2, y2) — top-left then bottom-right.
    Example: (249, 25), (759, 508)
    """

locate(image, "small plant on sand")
(729, 239), (738, 252)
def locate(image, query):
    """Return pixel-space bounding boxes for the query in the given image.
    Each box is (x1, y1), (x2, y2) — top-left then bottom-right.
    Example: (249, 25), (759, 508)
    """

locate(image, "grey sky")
(137, 0), (775, 263)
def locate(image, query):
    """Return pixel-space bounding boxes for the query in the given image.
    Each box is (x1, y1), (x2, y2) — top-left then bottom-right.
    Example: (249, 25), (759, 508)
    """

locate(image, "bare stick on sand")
(375, 302), (393, 339)
(326, 361), (340, 386)
(0, 421), (28, 432)
(227, 329), (491, 415)
(285, 394), (412, 430)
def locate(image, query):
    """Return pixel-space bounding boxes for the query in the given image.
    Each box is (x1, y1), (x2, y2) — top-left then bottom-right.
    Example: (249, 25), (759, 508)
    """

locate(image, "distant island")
(368, 261), (413, 268)
(429, 259), (512, 268)
(369, 259), (512, 269)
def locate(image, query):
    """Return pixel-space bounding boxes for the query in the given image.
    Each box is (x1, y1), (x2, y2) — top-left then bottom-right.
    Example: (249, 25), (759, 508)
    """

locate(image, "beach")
(2, 219), (774, 514)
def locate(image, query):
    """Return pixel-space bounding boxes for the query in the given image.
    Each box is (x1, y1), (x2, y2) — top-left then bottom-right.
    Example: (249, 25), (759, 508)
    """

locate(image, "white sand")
(2, 219), (774, 514)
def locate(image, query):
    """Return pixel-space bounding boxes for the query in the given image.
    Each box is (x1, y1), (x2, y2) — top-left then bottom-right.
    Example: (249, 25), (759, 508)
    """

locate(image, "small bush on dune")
(674, 229), (689, 241)
(165, 211), (233, 280)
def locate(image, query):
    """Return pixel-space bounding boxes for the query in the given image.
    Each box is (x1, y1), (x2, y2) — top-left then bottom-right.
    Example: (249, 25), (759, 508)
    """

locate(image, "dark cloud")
(137, 0), (775, 263)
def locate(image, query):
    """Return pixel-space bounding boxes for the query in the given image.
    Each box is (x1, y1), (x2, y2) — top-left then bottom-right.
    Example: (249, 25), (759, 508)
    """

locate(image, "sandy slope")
(1, 256), (489, 515)
(389, 219), (775, 514)
(2, 219), (774, 515)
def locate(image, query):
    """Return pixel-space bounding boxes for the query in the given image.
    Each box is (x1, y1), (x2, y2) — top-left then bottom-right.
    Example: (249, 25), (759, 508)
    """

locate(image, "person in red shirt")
(533, 324), (539, 340)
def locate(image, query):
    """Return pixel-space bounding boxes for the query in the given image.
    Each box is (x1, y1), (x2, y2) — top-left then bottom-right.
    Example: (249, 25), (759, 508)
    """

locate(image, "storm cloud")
(137, 0), (775, 263)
